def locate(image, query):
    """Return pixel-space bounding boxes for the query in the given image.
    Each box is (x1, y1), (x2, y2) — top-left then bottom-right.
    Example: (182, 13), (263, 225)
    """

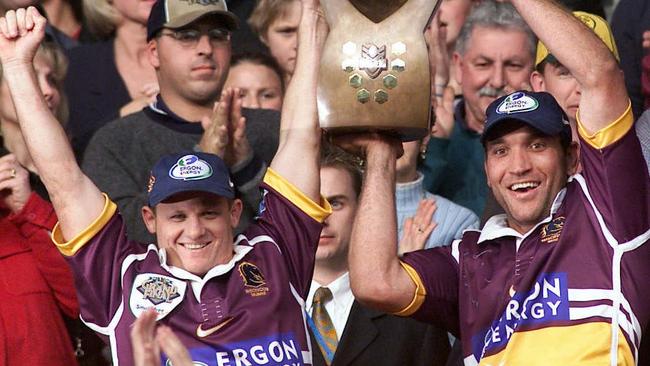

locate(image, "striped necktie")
(312, 287), (338, 365)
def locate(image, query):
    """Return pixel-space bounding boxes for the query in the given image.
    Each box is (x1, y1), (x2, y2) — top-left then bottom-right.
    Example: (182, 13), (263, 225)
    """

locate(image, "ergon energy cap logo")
(169, 155), (213, 181)
(496, 92), (539, 114)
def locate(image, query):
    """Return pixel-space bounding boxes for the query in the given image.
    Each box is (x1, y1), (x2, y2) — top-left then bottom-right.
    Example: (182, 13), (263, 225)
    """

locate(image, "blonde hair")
(248, 0), (297, 39)
(0, 41), (69, 125)
(83, 0), (120, 38)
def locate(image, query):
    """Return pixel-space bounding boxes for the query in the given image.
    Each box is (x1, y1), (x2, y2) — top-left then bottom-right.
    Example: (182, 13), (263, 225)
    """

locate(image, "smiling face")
(484, 122), (577, 234)
(317, 166), (359, 270)
(455, 26), (534, 130)
(142, 191), (242, 276)
(262, 0), (300, 79)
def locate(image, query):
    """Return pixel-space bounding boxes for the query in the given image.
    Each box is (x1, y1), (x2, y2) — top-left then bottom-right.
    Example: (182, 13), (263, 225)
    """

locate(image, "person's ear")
(148, 40), (161, 69)
(142, 206), (157, 234)
(565, 141), (580, 176)
(530, 70), (547, 92)
(229, 199), (244, 229)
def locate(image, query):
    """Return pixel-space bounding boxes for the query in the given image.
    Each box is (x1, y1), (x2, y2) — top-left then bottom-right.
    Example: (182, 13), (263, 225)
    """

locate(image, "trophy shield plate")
(318, 0), (441, 141)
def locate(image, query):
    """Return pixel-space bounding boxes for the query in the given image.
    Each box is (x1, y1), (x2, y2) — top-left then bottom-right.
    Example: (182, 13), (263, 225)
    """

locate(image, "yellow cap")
(535, 11), (619, 67)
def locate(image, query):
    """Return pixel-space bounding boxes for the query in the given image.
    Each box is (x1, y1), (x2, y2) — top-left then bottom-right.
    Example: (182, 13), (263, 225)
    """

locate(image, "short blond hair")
(83, 0), (120, 38)
(248, 0), (297, 39)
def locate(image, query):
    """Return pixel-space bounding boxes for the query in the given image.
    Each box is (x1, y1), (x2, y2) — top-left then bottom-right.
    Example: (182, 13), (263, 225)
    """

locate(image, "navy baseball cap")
(146, 0), (239, 41)
(482, 91), (572, 145)
(147, 152), (235, 207)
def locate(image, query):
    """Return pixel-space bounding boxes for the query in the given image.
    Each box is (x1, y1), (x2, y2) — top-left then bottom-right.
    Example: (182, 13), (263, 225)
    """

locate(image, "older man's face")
(454, 26), (534, 131)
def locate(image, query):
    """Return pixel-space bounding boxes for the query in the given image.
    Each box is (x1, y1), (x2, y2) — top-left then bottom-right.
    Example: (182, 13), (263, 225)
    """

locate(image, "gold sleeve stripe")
(577, 101), (633, 149)
(263, 168), (332, 223)
(393, 261), (427, 317)
(52, 193), (117, 256)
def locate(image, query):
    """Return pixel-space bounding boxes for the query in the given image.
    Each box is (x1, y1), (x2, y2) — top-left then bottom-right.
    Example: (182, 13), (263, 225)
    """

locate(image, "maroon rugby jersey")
(52, 169), (330, 366)
(399, 105), (650, 365)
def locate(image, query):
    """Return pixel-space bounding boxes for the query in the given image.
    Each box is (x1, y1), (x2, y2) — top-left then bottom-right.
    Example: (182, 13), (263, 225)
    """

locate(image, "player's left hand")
(398, 198), (437, 256)
(131, 309), (193, 366)
(0, 154), (32, 214)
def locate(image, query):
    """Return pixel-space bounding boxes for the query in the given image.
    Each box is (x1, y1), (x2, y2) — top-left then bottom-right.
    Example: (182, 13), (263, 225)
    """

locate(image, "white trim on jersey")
(463, 354), (479, 366)
(451, 239), (461, 263)
(289, 282), (313, 364)
(573, 174), (650, 366)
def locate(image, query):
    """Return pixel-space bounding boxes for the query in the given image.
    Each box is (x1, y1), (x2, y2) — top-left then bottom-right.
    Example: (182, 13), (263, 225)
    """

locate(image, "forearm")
(270, 3), (325, 202)
(4, 62), (103, 240)
(511, 0), (628, 132)
(349, 144), (416, 313)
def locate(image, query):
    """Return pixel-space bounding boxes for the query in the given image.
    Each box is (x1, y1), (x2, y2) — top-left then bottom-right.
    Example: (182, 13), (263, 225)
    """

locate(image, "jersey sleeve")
(254, 168), (331, 298)
(577, 102), (650, 243)
(52, 194), (142, 331)
(395, 245), (460, 336)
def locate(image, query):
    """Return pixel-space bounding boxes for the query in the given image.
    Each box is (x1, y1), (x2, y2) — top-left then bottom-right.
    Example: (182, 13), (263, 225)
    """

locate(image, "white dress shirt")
(306, 272), (355, 339)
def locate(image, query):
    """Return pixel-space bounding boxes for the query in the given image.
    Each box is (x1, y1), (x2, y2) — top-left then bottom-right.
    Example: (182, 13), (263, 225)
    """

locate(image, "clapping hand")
(200, 87), (251, 167)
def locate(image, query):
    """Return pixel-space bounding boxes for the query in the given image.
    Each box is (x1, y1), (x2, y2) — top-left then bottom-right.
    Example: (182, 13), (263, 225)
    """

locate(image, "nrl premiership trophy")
(318, 0), (440, 141)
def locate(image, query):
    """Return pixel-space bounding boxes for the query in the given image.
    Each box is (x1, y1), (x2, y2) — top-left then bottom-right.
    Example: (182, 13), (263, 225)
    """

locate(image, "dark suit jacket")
(309, 301), (450, 366)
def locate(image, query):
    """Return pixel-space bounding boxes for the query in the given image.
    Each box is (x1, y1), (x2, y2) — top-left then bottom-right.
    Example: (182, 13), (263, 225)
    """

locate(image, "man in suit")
(307, 147), (450, 366)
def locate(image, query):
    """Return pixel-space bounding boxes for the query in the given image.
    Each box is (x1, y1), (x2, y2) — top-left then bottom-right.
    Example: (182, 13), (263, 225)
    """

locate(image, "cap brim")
(165, 10), (239, 31)
(149, 186), (235, 207)
(481, 115), (568, 145)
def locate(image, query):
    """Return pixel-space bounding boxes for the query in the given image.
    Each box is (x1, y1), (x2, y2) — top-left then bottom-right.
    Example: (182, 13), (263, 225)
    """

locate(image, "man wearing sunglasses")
(82, 0), (278, 244)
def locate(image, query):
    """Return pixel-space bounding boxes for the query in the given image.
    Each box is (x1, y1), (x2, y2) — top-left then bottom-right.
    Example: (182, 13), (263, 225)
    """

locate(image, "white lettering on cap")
(496, 92), (539, 114)
(169, 154), (213, 181)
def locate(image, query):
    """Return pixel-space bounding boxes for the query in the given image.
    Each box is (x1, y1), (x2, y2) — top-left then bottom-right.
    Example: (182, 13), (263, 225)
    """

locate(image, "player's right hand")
(0, 7), (46, 69)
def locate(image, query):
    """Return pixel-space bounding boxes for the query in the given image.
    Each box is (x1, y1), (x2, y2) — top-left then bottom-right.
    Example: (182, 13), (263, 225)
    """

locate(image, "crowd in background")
(1, 0), (649, 365)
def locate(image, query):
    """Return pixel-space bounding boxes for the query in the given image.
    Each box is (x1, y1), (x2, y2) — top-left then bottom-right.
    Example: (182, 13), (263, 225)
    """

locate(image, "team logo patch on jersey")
(169, 154), (213, 181)
(496, 92), (539, 114)
(239, 262), (270, 297)
(130, 274), (186, 320)
(541, 216), (565, 243)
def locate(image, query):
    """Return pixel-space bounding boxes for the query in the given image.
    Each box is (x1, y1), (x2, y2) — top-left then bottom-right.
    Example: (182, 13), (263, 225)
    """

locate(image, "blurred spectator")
(224, 52), (284, 110)
(0, 39), (79, 366)
(611, 0), (650, 119)
(41, 0), (84, 40)
(65, 0), (157, 159)
(249, 0), (300, 83)
(420, 0), (535, 217)
(396, 139), (479, 252)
